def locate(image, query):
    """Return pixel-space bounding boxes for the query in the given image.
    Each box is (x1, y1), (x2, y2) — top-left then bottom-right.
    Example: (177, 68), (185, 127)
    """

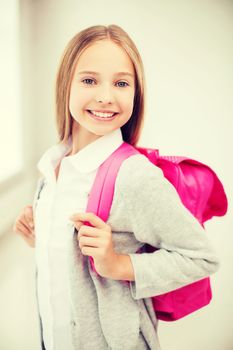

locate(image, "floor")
(0, 230), (41, 350)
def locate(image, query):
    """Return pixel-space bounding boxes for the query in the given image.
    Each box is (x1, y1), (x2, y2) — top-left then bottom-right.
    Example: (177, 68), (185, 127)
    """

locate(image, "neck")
(68, 120), (101, 155)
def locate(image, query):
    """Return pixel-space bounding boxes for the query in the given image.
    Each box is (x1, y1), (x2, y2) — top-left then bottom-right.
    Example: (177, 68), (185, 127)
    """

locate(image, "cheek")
(69, 87), (78, 111)
(120, 92), (135, 114)
(69, 88), (89, 112)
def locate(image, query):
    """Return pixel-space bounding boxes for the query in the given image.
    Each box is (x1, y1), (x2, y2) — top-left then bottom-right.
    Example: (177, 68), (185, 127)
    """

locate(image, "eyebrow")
(77, 70), (134, 78)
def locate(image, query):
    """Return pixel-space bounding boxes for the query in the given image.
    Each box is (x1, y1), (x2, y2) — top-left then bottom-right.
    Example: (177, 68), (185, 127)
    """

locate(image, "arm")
(110, 254), (135, 281)
(110, 155), (220, 299)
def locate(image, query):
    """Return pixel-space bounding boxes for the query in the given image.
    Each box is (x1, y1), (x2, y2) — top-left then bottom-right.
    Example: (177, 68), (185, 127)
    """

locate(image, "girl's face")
(69, 39), (135, 137)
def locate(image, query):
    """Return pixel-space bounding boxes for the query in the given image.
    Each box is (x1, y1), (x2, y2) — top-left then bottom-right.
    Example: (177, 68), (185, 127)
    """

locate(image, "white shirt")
(34, 128), (123, 350)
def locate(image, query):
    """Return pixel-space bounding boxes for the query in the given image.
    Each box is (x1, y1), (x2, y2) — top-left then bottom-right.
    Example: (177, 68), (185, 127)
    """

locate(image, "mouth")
(87, 110), (119, 121)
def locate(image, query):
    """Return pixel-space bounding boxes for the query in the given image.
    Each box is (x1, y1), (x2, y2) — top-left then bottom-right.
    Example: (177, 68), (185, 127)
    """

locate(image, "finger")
(21, 231), (35, 244)
(78, 236), (99, 249)
(23, 212), (34, 231)
(70, 212), (109, 231)
(14, 221), (35, 247)
(15, 219), (34, 237)
(24, 206), (34, 229)
(80, 246), (97, 256)
(76, 225), (99, 238)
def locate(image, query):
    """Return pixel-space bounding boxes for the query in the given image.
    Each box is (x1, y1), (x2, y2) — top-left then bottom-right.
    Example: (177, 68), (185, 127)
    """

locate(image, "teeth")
(90, 110), (115, 118)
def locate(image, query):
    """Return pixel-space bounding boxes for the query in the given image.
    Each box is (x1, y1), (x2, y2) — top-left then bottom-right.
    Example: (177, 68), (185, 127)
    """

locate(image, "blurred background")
(0, 0), (232, 349)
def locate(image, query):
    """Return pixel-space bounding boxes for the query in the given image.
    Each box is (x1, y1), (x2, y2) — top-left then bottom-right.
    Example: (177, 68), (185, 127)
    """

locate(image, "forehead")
(75, 40), (135, 77)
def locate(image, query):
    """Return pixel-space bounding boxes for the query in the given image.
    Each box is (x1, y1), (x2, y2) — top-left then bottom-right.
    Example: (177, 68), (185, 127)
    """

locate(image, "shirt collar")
(37, 128), (124, 181)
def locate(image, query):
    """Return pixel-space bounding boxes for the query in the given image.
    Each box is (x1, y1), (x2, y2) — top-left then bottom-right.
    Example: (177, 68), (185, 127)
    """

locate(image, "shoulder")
(115, 153), (168, 195)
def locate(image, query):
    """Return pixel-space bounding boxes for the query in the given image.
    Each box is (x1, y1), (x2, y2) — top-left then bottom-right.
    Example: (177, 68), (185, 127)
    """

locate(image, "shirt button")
(71, 320), (76, 326)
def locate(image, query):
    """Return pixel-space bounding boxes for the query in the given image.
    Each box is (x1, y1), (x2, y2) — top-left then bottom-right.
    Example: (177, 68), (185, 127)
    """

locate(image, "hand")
(13, 205), (35, 248)
(69, 212), (119, 278)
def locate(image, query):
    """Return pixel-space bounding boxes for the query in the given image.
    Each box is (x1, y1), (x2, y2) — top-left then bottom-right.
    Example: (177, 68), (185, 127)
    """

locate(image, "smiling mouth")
(87, 110), (119, 121)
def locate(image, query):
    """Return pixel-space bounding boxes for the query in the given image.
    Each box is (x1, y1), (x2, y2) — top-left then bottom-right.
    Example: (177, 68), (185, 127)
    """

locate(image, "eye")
(116, 81), (129, 88)
(81, 78), (129, 87)
(82, 78), (95, 85)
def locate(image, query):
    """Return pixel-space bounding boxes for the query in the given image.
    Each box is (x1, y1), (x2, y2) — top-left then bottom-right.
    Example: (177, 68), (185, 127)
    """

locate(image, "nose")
(95, 84), (115, 104)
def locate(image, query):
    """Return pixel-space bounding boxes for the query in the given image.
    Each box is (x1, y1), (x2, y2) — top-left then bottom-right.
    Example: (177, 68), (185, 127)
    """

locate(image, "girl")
(14, 24), (220, 350)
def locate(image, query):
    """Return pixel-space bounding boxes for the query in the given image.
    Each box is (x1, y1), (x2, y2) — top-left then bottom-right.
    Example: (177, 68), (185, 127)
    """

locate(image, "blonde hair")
(55, 24), (146, 147)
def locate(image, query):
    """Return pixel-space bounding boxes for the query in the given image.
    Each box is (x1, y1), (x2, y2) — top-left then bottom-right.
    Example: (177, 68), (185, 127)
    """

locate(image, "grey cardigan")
(33, 154), (220, 350)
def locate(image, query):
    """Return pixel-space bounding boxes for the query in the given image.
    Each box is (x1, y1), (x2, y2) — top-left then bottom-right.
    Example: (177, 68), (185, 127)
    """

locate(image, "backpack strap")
(85, 142), (139, 273)
(85, 142), (138, 222)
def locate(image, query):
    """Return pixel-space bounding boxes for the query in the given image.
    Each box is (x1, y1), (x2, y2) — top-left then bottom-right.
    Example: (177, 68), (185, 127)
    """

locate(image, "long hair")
(55, 24), (146, 147)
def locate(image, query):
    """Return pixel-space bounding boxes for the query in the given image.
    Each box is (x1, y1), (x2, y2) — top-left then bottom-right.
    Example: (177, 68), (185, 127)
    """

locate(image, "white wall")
(8, 0), (233, 349)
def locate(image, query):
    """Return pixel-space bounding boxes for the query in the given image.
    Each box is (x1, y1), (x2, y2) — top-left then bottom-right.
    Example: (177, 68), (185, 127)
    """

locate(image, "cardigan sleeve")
(116, 155), (220, 300)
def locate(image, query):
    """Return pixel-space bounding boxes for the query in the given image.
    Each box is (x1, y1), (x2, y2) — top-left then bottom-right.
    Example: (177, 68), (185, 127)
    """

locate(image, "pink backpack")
(83, 142), (228, 321)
